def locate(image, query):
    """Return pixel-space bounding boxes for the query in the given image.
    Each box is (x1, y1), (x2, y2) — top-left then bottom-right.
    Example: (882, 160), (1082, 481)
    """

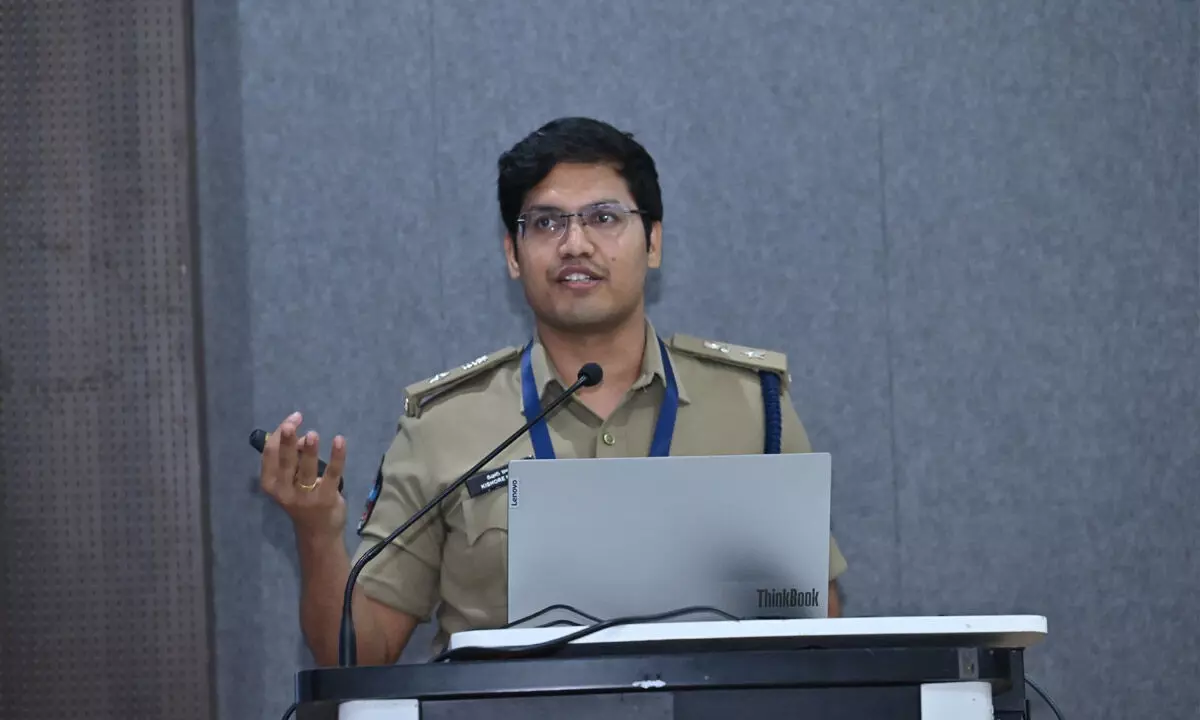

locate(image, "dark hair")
(497, 117), (663, 244)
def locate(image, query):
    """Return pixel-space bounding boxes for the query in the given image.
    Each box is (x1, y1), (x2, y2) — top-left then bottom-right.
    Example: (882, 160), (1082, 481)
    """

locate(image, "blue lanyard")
(520, 336), (679, 459)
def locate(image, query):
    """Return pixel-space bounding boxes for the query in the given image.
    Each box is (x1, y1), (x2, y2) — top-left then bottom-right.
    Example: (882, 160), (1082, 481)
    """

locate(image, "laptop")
(505, 452), (832, 625)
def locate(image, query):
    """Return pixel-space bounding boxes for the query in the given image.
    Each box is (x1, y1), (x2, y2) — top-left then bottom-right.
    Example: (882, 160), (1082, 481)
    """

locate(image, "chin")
(526, 286), (643, 334)
(540, 307), (623, 334)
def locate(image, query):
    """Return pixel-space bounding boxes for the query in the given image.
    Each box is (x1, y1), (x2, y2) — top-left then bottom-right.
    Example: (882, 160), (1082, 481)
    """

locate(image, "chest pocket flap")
(461, 484), (509, 547)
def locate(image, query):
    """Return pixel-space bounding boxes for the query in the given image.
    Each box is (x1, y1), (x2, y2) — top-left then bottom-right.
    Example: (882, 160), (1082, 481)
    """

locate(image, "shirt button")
(602, 431), (616, 446)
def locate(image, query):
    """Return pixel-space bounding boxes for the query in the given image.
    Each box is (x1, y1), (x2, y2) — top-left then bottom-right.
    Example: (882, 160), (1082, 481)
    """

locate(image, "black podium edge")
(296, 646), (1018, 704)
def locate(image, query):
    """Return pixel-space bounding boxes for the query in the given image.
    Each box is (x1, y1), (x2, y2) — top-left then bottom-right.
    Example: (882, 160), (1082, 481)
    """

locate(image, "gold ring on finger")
(297, 479), (319, 491)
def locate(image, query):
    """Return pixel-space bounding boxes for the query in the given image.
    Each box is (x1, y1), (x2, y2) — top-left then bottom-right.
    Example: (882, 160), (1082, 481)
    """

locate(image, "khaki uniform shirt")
(353, 320), (848, 653)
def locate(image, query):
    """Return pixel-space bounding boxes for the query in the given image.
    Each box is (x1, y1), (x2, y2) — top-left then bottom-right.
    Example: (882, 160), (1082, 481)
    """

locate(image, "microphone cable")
(501, 602), (603, 628)
(431, 605), (740, 662)
(1025, 675), (1066, 720)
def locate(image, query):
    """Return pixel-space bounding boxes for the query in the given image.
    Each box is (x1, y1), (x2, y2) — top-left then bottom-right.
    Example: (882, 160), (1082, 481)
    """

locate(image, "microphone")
(576, 362), (602, 388)
(248, 428), (345, 493)
(338, 361), (602, 666)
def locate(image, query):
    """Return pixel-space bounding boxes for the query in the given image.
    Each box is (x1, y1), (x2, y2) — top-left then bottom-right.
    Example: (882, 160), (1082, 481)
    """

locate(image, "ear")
(504, 233), (521, 279)
(647, 221), (663, 270)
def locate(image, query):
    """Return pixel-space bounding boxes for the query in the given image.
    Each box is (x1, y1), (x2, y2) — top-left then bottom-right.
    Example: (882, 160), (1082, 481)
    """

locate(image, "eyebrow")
(523, 198), (624, 212)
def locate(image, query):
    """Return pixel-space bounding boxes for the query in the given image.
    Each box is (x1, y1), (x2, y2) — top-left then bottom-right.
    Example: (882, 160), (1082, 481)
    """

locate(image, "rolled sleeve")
(828, 534), (848, 581)
(352, 541), (440, 621)
(353, 418), (445, 621)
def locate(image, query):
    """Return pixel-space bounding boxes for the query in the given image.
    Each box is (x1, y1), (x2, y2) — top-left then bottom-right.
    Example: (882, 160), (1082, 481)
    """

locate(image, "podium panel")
(295, 616), (1042, 720)
(423, 687), (923, 720)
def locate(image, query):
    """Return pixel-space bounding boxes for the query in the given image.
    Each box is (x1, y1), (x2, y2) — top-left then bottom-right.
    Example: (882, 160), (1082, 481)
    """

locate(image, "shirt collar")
(524, 318), (691, 406)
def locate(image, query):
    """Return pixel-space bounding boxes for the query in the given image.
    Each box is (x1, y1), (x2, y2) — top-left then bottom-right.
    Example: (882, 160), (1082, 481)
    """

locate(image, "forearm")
(828, 580), (842, 618)
(295, 532), (390, 666)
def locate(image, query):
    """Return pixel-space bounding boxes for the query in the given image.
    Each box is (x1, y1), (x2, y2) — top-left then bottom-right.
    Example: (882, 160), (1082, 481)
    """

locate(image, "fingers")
(259, 412), (349, 506)
(260, 426), (280, 494)
(319, 435), (347, 497)
(297, 431), (321, 487)
(277, 415), (302, 487)
(261, 411), (301, 496)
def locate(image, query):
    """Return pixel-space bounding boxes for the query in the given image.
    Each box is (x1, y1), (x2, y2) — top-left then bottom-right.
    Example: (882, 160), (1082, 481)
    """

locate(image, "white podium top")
(447, 614), (1048, 651)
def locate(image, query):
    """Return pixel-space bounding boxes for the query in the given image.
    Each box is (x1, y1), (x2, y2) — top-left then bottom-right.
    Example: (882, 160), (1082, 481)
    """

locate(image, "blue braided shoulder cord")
(759, 370), (782, 454)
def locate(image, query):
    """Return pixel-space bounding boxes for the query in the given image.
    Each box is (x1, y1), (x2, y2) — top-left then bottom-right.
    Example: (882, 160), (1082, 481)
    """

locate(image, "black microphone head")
(248, 428), (268, 452)
(577, 363), (603, 387)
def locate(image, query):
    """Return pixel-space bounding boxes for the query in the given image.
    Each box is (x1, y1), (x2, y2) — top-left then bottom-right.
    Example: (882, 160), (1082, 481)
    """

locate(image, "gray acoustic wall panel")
(192, 2), (443, 718)
(880, 2), (1200, 717)
(192, 1), (1200, 718)
(0, 2), (212, 719)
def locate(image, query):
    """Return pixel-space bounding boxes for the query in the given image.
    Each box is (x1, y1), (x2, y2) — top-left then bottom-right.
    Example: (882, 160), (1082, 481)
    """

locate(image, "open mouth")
(556, 269), (604, 289)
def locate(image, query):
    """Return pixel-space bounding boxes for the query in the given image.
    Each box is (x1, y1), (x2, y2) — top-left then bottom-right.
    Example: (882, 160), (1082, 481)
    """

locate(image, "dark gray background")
(190, 1), (1198, 719)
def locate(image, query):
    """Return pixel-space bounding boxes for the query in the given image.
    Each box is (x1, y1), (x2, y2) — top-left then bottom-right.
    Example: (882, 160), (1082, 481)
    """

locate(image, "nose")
(557, 215), (594, 257)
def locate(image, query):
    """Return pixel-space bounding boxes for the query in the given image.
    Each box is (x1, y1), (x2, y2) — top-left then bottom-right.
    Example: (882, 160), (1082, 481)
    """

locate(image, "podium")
(295, 615), (1047, 719)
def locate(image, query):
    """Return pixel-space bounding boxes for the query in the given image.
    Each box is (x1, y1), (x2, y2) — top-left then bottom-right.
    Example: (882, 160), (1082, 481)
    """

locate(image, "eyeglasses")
(516, 202), (646, 243)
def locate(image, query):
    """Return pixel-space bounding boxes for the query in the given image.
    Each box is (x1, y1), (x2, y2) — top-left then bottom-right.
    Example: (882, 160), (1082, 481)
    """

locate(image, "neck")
(538, 312), (647, 400)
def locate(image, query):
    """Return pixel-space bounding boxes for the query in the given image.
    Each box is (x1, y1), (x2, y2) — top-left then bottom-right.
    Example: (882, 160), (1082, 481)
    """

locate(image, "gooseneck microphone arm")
(338, 362), (603, 667)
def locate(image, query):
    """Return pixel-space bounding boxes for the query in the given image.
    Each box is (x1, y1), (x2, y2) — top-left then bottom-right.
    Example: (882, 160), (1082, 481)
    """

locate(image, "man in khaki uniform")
(260, 117), (848, 665)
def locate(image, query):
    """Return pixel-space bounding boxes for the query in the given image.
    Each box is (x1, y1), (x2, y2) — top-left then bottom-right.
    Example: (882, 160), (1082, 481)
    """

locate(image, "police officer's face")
(505, 163), (662, 333)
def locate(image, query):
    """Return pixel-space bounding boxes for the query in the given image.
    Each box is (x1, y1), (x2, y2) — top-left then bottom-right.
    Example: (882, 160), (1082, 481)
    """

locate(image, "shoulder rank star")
(705, 340), (765, 360)
(459, 354), (489, 371)
(426, 354), (489, 384)
(403, 346), (520, 419)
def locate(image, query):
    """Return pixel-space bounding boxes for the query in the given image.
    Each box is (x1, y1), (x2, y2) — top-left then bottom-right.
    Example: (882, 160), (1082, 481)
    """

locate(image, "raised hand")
(259, 411), (348, 538)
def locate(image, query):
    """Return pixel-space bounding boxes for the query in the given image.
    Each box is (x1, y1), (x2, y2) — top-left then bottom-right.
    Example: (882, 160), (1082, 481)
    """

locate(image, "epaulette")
(403, 347), (519, 418)
(668, 333), (790, 388)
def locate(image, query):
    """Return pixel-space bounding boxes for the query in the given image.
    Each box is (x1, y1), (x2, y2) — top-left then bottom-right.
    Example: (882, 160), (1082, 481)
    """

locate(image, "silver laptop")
(505, 453), (832, 625)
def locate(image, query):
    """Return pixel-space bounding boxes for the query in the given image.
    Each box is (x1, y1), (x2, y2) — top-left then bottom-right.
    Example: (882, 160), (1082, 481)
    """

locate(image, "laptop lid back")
(505, 453), (832, 624)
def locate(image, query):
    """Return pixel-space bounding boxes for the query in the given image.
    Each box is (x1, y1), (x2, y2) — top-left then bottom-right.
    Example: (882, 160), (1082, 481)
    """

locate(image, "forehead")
(523, 163), (634, 209)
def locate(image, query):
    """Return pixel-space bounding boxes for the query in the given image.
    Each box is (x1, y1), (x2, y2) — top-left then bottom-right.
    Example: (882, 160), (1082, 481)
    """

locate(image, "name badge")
(465, 465), (510, 498)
